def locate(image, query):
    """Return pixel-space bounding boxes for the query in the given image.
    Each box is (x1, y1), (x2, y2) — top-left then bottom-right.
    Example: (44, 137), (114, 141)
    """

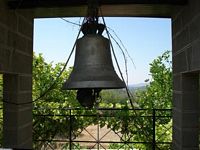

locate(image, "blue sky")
(34, 17), (171, 85)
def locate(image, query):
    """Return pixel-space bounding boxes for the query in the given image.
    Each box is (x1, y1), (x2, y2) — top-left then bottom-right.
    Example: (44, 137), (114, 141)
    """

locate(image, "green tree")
(0, 51), (172, 149)
(136, 50), (172, 109)
(100, 89), (128, 107)
(132, 51), (172, 149)
(107, 51), (172, 149)
(32, 53), (95, 149)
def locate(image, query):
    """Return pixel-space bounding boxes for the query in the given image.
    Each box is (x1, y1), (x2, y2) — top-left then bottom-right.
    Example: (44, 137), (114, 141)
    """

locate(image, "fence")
(33, 108), (172, 150)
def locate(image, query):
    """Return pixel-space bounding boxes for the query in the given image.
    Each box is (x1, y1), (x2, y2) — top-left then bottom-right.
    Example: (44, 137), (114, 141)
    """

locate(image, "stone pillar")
(3, 74), (32, 149)
(172, 0), (200, 149)
(0, 0), (33, 149)
(173, 73), (199, 149)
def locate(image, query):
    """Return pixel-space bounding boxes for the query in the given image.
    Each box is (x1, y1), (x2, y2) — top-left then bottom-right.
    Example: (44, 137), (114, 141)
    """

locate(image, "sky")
(33, 17), (172, 85)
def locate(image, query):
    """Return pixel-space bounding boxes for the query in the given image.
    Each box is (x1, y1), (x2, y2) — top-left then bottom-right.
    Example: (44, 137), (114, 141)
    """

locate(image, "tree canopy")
(135, 50), (172, 109)
(0, 51), (172, 149)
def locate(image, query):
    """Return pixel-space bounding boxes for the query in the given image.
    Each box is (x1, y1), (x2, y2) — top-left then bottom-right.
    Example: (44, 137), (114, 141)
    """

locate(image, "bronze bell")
(62, 21), (125, 107)
(63, 34), (125, 89)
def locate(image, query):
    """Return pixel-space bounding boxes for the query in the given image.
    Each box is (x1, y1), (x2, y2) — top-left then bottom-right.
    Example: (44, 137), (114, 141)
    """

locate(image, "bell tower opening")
(33, 16), (173, 149)
(34, 17), (172, 108)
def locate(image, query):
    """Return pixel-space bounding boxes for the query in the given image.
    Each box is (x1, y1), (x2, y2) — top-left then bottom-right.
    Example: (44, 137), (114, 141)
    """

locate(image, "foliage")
(103, 51), (172, 149)
(135, 51), (172, 149)
(100, 89), (128, 106)
(0, 75), (2, 102)
(135, 50), (172, 109)
(0, 51), (172, 149)
(32, 53), (95, 149)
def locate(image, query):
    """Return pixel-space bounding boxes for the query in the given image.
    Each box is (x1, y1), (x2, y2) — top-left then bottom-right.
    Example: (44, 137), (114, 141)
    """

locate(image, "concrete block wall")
(0, 0), (199, 149)
(0, 0), (33, 149)
(172, 0), (200, 149)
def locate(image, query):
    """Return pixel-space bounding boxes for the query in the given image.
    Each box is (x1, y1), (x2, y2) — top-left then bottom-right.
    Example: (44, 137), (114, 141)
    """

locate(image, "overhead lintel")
(7, 0), (188, 9)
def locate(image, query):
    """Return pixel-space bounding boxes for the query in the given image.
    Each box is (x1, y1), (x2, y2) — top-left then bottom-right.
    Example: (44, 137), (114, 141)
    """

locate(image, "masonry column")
(173, 73), (199, 149)
(3, 74), (32, 149)
(172, 0), (200, 149)
(0, 0), (34, 148)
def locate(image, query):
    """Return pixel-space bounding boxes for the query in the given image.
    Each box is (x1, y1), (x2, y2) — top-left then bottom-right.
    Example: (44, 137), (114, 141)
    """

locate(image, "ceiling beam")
(7, 0), (187, 9)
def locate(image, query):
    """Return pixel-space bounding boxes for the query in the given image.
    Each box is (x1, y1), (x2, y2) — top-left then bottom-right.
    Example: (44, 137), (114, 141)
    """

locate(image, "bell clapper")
(76, 88), (101, 108)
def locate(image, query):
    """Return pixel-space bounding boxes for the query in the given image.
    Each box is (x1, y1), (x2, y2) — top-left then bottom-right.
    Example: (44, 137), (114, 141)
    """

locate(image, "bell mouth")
(62, 80), (125, 90)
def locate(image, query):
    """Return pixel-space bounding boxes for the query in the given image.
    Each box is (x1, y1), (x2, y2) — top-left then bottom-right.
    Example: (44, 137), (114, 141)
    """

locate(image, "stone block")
(180, 8), (191, 29)
(173, 125), (199, 148)
(7, 32), (33, 57)
(7, 30), (17, 49)
(174, 27), (189, 52)
(19, 75), (32, 91)
(3, 74), (32, 102)
(3, 105), (32, 127)
(181, 112), (199, 128)
(3, 74), (32, 149)
(4, 122), (32, 149)
(172, 37), (178, 53)
(181, 0), (200, 27)
(0, 5), (33, 74)
(173, 91), (199, 111)
(0, 9), (8, 25)
(172, 125), (181, 145)
(7, 11), (18, 31)
(17, 92), (32, 104)
(173, 93), (182, 109)
(185, 46), (193, 71)
(0, 47), (11, 72)
(182, 92), (199, 111)
(172, 72), (199, 149)
(173, 108), (182, 128)
(26, 39), (33, 55)
(182, 128), (199, 147)
(3, 131), (18, 147)
(173, 73), (181, 91)
(189, 15), (200, 42)
(191, 40), (200, 70)
(15, 34), (28, 53)
(0, 24), (7, 45)
(17, 9), (34, 22)
(17, 15), (33, 38)
(3, 74), (19, 92)
(172, 141), (181, 150)
(173, 51), (187, 73)
(189, 0), (200, 17)
(182, 73), (199, 91)
(3, 91), (32, 104)
(172, 13), (182, 37)
(182, 148), (199, 150)
(11, 51), (32, 74)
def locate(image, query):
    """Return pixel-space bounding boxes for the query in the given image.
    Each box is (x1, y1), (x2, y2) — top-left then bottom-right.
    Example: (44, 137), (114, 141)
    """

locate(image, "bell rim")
(62, 80), (126, 90)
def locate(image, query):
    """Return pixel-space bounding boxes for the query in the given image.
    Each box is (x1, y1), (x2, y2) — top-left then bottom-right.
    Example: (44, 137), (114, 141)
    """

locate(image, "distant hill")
(101, 83), (148, 104)
(128, 83), (148, 92)
(128, 83), (148, 88)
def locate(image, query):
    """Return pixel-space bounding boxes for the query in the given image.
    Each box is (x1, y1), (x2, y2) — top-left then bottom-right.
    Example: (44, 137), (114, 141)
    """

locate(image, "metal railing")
(33, 108), (172, 150)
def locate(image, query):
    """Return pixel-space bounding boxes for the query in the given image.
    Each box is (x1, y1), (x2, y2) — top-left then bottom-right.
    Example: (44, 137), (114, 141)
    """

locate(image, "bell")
(62, 20), (125, 108)
(62, 34), (125, 90)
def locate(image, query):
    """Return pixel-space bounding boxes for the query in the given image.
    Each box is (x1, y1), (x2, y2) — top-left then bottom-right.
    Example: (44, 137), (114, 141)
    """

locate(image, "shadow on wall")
(0, 74), (3, 146)
(199, 74), (200, 146)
